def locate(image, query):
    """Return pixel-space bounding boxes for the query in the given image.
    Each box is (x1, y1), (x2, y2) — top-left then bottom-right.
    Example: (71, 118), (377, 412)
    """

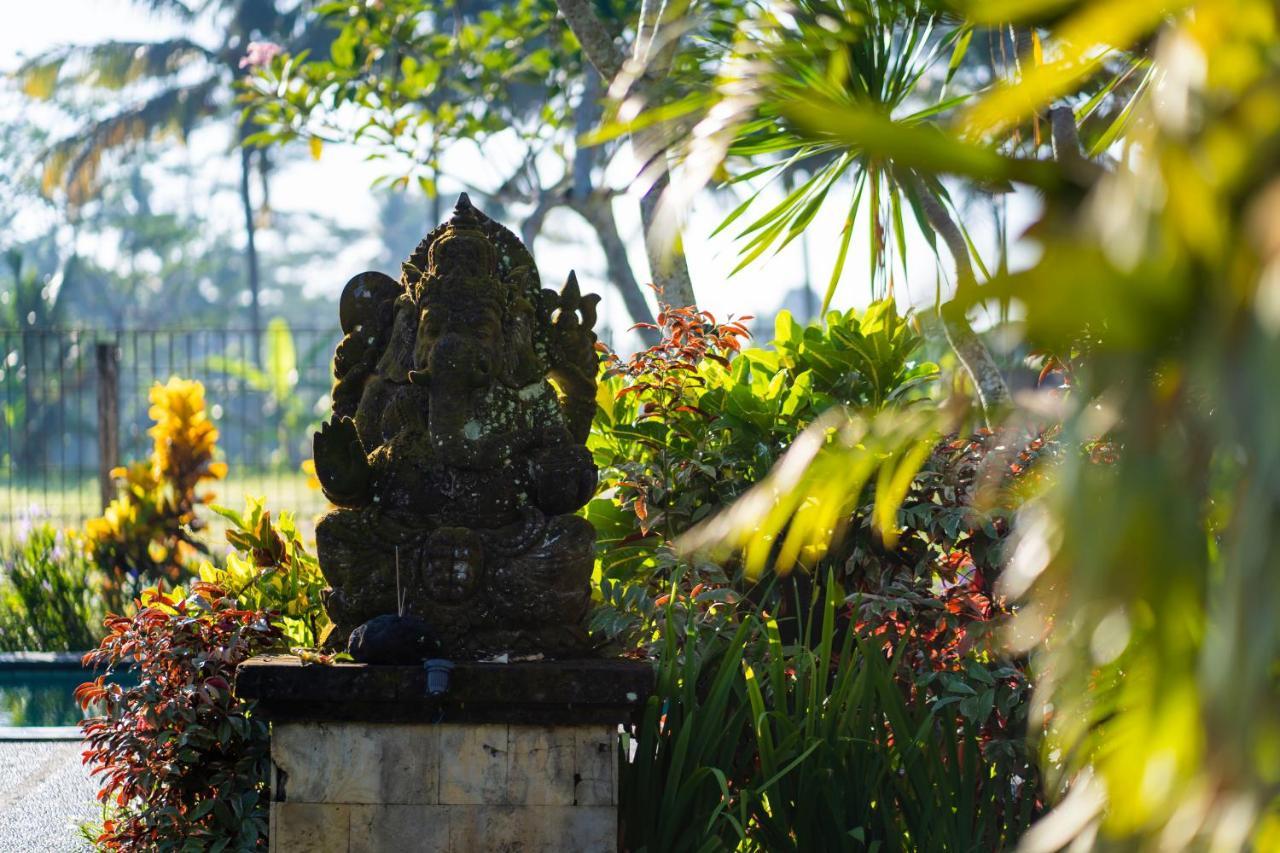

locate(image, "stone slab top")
(235, 655), (654, 725)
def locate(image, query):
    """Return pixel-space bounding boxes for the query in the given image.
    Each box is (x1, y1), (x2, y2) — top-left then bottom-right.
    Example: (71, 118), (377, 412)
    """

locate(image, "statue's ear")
(339, 271), (400, 335)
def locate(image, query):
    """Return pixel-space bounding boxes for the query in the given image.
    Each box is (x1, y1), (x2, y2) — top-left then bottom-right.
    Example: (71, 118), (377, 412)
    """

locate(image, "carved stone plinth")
(236, 656), (652, 853)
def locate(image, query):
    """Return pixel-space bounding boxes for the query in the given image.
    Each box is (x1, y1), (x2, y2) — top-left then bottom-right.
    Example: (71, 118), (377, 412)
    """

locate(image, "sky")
(0, 0), (1041, 349)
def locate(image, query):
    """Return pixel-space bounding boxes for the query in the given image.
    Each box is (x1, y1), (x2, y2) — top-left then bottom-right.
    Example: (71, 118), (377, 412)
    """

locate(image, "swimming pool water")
(0, 668), (133, 727)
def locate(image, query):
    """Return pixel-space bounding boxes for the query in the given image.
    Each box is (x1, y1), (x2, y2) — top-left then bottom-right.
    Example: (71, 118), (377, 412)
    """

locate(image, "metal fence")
(0, 327), (341, 543)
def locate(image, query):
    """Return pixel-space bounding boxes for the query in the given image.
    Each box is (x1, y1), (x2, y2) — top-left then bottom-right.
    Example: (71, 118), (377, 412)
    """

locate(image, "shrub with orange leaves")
(76, 582), (279, 849)
(837, 427), (1064, 810)
(84, 377), (227, 613)
(596, 299), (753, 541)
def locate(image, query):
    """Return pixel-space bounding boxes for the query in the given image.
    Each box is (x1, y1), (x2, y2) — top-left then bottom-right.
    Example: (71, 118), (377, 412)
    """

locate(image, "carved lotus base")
(315, 508), (595, 660)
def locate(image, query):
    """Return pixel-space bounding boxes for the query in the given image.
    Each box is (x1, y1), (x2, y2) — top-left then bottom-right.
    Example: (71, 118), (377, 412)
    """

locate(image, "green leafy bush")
(0, 524), (105, 652)
(588, 298), (937, 643)
(592, 302), (935, 542)
(621, 578), (1038, 851)
(198, 497), (330, 649)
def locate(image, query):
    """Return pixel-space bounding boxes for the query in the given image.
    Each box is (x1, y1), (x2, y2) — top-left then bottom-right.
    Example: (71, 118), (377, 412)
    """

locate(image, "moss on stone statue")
(311, 195), (603, 660)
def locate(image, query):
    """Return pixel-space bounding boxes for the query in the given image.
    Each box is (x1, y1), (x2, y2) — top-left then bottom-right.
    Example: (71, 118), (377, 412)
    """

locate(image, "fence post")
(96, 341), (120, 510)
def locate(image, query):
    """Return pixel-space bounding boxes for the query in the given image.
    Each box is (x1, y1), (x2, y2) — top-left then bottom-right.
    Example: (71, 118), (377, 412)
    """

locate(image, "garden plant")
(0, 0), (1274, 850)
(238, 0), (1279, 846)
(83, 378), (228, 615)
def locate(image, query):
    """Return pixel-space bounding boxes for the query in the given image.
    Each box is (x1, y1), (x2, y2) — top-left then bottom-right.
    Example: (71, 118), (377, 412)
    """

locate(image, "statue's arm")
(313, 416), (374, 508)
(544, 272), (601, 444)
(529, 441), (598, 516)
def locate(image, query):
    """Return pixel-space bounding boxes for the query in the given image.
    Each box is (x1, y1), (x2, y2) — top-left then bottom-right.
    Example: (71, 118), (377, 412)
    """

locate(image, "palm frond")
(14, 55), (67, 99)
(594, 1), (993, 300)
(678, 405), (943, 579)
(15, 40), (218, 100)
(42, 78), (221, 206)
(595, 1), (1141, 305)
(135, 0), (198, 19)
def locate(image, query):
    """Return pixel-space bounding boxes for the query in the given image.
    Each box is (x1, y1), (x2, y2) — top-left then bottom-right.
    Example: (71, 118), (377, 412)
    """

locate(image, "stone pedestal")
(235, 656), (652, 853)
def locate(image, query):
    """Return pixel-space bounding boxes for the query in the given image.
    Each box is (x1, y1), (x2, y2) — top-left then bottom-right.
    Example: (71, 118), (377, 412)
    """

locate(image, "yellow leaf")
(301, 458), (320, 490)
(20, 60), (63, 100)
(961, 0), (1185, 139)
(872, 435), (936, 546)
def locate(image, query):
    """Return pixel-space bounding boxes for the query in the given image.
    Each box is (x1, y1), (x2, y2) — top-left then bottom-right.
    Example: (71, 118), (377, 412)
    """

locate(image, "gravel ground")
(0, 741), (97, 852)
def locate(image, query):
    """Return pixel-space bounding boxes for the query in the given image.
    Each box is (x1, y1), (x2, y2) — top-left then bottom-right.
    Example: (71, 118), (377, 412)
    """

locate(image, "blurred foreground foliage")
(640, 0), (1280, 847)
(992, 2), (1280, 845)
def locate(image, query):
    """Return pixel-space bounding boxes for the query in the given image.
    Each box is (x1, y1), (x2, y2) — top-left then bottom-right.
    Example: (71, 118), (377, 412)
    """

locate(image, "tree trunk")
(910, 174), (1010, 420)
(519, 188), (660, 346)
(573, 194), (659, 345)
(573, 73), (600, 201)
(555, 0), (623, 79)
(258, 148), (272, 223)
(554, 0), (698, 308)
(239, 144), (262, 365)
(520, 182), (565, 249)
(638, 168), (696, 308)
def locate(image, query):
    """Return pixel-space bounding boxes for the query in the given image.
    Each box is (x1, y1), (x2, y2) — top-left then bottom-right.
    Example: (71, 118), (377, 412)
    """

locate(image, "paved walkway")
(0, 740), (97, 851)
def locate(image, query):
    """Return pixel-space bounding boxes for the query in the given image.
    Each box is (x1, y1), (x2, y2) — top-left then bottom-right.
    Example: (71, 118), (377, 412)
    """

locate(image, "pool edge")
(0, 651), (91, 669)
(0, 726), (83, 741)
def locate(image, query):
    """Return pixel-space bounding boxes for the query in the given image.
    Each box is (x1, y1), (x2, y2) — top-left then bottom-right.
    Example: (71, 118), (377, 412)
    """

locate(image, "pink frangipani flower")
(239, 41), (282, 70)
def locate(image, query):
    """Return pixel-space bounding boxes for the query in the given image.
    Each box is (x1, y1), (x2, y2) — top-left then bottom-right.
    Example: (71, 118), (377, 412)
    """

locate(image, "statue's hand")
(545, 272), (601, 397)
(531, 443), (598, 515)
(313, 416), (374, 508)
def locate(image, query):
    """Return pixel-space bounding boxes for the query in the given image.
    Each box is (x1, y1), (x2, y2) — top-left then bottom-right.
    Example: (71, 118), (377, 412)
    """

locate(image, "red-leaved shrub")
(75, 581), (280, 850)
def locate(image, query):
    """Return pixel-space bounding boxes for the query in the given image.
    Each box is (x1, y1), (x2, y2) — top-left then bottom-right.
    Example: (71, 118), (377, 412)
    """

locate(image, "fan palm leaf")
(594, 0), (989, 302)
(595, 0), (1141, 308)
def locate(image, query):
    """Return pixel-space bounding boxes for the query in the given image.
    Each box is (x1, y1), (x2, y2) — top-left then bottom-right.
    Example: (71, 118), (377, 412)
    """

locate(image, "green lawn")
(1, 470), (329, 547)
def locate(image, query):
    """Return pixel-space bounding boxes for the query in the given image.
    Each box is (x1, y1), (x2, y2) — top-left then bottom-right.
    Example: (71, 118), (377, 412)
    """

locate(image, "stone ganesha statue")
(311, 194), (602, 659)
